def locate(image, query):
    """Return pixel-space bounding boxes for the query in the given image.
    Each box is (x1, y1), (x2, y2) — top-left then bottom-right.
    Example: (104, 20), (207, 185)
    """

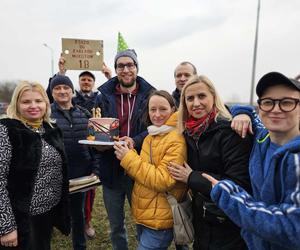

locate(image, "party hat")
(117, 32), (129, 52)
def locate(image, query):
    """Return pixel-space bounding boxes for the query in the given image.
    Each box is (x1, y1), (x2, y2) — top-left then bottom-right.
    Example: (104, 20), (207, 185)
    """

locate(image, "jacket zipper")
(203, 204), (206, 218)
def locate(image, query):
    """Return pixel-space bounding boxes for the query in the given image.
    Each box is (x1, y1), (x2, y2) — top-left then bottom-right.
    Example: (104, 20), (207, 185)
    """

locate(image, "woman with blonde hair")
(0, 81), (70, 250)
(168, 75), (252, 249)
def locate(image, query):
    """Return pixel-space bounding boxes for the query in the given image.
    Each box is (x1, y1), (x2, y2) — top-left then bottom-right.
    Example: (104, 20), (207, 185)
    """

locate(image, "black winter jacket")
(186, 118), (252, 250)
(95, 76), (155, 188)
(51, 102), (99, 179)
(172, 88), (181, 108)
(0, 119), (70, 246)
(187, 118), (252, 197)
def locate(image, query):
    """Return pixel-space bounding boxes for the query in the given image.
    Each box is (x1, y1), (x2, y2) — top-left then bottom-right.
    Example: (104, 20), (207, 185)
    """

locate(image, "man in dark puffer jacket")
(46, 57), (112, 239)
(50, 74), (99, 250)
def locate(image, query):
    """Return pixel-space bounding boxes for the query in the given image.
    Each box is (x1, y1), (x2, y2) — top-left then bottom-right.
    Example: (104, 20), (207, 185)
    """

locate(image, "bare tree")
(0, 81), (17, 103)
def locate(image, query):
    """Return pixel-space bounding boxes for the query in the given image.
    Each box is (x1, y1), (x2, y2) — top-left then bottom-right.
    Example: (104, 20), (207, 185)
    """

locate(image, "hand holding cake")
(119, 136), (135, 149)
(113, 142), (130, 160)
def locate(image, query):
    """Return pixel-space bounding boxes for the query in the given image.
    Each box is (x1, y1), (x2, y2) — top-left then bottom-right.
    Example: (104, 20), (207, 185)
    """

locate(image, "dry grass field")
(51, 187), (179, 250)
(51, 186), (137, 250)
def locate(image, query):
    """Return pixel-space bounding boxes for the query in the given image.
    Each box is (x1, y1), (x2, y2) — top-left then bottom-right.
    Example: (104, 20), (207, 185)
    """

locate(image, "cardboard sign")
(62, 38), (103, 71)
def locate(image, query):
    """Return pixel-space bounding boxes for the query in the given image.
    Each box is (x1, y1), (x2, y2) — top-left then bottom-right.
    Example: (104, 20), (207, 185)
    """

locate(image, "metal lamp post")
(249, 0), (261, 105)
(43, 43), (54, 76)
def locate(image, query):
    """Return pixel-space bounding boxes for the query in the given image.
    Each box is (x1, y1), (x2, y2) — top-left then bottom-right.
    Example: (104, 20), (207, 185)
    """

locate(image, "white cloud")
(0, 0), (300, 103)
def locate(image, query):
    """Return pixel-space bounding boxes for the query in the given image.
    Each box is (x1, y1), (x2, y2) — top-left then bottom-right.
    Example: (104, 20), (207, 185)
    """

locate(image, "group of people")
(0, 47), (300, 250)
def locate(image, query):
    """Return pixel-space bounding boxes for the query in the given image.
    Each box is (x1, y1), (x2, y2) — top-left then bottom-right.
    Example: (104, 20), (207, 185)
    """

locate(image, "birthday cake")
(87, 108), (119, 142)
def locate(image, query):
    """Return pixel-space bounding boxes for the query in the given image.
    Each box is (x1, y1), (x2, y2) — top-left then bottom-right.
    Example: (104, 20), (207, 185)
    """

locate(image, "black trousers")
(193, 218), (247, 250)
(0, 209), (53, 250)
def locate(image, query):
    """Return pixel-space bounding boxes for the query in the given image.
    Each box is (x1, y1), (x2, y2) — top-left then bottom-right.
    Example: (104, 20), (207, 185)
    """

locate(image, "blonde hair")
(7, 81), (53, 126)
(178, 75), (232, 133)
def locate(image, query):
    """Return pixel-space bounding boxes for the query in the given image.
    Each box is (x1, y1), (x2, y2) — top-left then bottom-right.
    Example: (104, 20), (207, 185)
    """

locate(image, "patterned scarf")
(185, 107), (217, 140)
(20, 117), (43, 129)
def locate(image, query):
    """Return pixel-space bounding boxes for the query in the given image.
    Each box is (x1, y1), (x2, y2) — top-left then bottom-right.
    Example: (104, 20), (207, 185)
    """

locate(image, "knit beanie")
(50, 75), (74, 93)
(114, 49), (139, 71)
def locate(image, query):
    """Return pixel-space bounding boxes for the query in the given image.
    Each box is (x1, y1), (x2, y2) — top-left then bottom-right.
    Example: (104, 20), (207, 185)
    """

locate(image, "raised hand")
(58, 53), (67, 75)
(102, 62), (112, 80)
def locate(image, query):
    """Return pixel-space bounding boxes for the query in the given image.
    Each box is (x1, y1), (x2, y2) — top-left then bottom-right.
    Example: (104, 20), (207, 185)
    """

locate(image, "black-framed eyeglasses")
(257, 98), (300, 112)
(116, 63), (136, 71)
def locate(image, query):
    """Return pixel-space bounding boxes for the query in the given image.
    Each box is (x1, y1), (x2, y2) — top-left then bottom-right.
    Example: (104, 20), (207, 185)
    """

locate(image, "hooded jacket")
(210, 105), (300, 250)
(95, 76), (155, 188)
(120, 112), (187, 229)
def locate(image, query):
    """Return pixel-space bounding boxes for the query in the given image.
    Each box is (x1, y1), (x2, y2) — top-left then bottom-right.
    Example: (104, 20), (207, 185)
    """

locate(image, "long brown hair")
(144, 90), (177, 126)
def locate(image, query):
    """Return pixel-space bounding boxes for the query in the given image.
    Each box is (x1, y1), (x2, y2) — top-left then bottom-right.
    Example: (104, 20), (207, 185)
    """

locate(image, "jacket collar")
(172, 88), (180, 98)
(75, 90), (98, 99)
(98, 76), (154, 97)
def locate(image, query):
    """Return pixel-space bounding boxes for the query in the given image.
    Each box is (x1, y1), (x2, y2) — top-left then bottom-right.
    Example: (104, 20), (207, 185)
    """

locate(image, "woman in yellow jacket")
(114, 90), (187, 250)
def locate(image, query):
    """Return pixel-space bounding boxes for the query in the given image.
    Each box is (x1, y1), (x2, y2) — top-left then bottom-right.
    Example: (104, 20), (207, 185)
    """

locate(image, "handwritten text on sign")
(62, 38), (103, 71)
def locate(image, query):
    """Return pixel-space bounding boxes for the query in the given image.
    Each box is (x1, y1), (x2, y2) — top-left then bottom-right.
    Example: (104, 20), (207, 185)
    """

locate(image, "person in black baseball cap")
(256, 71), (300, 97)
(255, 72), (300, 128)
(203, 72), (300, 249)
(79, 71), (95, 81)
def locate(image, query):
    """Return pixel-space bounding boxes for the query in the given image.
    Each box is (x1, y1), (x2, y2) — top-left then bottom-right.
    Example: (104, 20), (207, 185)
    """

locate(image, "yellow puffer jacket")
(120, 112), (187, 230)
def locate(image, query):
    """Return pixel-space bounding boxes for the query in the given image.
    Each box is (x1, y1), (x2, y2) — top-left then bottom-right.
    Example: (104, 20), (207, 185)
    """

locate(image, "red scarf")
(185, 107), (217, 140)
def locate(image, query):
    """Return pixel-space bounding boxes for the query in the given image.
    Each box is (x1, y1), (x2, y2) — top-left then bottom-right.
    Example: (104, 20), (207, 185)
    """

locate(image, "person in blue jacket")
(94, 49), (155, 250)
(203, 72), (300, 250)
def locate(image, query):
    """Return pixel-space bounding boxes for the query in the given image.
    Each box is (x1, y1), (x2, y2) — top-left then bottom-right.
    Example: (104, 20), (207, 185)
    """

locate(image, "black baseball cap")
(256, 72), (300, 97)
(79, 71), (95, 81)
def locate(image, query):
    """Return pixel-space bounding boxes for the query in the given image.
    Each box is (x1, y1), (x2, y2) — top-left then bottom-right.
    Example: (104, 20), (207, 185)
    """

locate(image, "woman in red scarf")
(168, 75), (252, 250)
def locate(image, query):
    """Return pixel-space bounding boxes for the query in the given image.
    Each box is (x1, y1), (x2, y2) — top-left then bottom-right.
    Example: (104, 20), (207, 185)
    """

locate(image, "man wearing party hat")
(117, 31), (129, 52)
(95, 32), (155, 250)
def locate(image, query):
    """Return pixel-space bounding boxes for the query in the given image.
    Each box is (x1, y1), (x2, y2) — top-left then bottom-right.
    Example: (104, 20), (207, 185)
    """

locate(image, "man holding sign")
(55, 56), (111, 112)
(46, 37), (111, 107)
(61, 38), (104, 71)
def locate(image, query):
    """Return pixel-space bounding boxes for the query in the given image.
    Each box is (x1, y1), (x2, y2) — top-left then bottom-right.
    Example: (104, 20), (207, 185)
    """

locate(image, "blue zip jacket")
(210, 105), (300, 250)
(95, 76), (155, 188)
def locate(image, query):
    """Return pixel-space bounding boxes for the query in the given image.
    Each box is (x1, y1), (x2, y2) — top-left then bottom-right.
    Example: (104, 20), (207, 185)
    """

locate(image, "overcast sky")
(1, 0), (300, 103)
